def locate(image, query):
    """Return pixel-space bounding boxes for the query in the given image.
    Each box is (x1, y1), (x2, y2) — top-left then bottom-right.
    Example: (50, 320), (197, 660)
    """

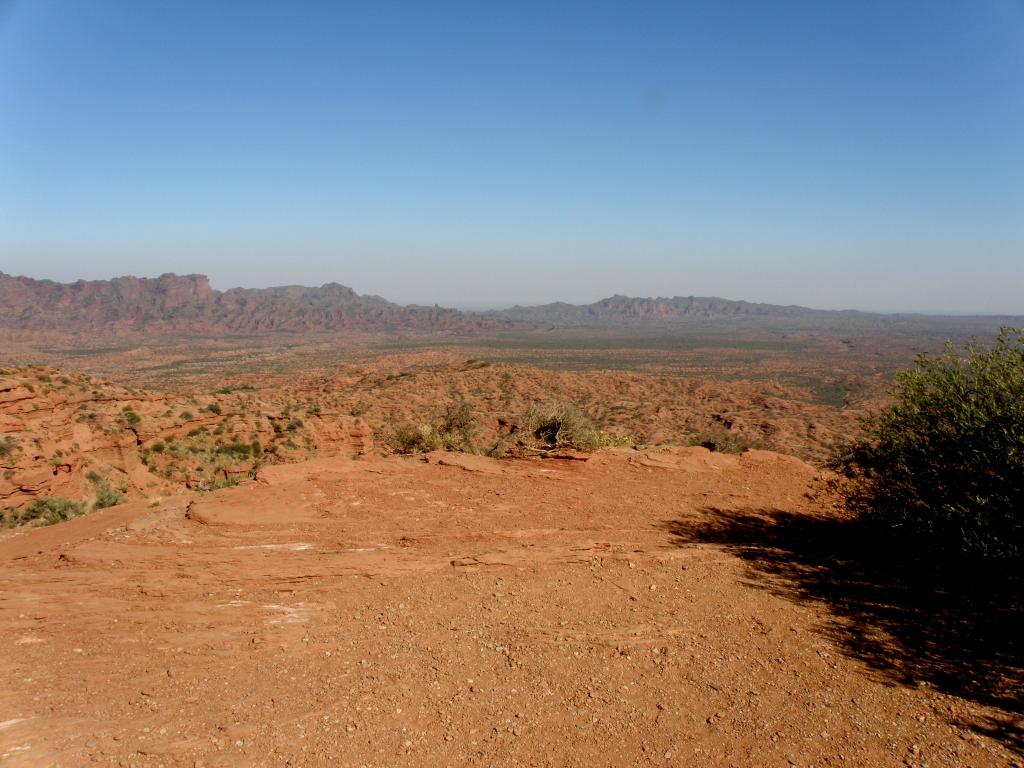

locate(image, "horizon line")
(2, 270), (1023, 320)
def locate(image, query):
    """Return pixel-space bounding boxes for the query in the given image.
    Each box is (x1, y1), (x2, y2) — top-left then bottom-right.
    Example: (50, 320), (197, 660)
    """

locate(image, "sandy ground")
(0, 448), (1017, 767)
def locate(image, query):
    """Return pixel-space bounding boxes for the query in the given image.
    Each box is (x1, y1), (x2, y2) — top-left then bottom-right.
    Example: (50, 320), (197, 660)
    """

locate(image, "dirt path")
(0, 448), (1017, 766)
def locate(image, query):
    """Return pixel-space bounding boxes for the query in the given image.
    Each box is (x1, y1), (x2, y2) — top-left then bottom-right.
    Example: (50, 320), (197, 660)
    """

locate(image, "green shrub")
(88, 471), (126, 510)
(206, 403), (222, 415)
(829, 328), (1024, 560)
(215, 442), (253, 459)
(92, 485), (125, 511)
(387, 424), (447, 454)
(14, 497), (85, 526)
(386, 401), (479, 454)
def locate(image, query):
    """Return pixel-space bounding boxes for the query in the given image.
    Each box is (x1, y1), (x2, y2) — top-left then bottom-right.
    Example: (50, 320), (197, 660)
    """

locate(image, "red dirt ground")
(0, 448), (1017, 767)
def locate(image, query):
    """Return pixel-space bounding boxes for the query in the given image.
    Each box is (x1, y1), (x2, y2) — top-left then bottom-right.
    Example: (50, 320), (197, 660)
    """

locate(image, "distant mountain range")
(486, 294), (877, 325)
(0, 272), (1018, 335)
(0, 272), (494, 334)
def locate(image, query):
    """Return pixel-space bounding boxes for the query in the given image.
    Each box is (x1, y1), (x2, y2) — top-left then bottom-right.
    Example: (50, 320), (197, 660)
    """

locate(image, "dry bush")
(689, 427), (762, 454)
(520, 403), (631, 452)
(386, 401), (479, 455)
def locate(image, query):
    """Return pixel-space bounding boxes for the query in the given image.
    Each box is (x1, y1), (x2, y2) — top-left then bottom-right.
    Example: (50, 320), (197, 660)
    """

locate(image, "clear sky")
(1, 1), (1021, 313)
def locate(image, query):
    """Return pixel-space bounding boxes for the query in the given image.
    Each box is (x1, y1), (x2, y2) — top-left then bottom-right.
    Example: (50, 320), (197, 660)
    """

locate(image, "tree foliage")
(830, 328), (1024, 559)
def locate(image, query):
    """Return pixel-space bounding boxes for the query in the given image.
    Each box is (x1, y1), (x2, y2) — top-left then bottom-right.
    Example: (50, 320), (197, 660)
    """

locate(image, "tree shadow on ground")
(664, 508), (1023, 752)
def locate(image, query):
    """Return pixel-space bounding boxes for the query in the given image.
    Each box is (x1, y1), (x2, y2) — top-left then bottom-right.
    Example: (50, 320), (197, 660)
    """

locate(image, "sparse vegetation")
(486, 437), (510, 459)
(438, 401), (477, 451)
(387, 424), (447, 454)
(386, 401), (479, 454)
(87, 471), (126, 510)
(689, 428), (762, 454)
(386, 401), (631, 456)
(215, 442), (254, 459)
(120, 406), (142, 425)
(92, 484), (125, 511)
(829, 328), (1024, 560)
(3, 497), (85, 527)
(0, 435), (19, 460)
(519, 403), (629, 452)
(197, 475), (240, 492)
(215, 384), (255, 394)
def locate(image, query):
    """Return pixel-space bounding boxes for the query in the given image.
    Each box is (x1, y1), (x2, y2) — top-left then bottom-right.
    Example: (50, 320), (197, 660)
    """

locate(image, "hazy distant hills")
(0, 272), (493, 334)
(487, 294), (877, 325)
(0, 272), (1019, 335)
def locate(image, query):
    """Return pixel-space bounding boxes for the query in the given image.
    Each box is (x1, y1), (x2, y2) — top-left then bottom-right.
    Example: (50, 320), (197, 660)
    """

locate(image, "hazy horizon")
(2, 1), (1022, 315)
(5, 266), (1024, 318)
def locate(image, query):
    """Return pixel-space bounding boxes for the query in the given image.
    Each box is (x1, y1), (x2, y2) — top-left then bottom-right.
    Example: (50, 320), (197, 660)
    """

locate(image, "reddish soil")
(0, 449), (1017, 767)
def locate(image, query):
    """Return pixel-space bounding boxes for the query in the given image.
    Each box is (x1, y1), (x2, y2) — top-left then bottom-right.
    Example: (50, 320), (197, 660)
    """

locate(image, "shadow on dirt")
(664, 508), (1023, 751)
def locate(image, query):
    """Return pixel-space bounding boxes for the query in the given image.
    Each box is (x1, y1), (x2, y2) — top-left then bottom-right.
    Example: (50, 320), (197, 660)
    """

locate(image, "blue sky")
(0, 0), (1021, 313)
